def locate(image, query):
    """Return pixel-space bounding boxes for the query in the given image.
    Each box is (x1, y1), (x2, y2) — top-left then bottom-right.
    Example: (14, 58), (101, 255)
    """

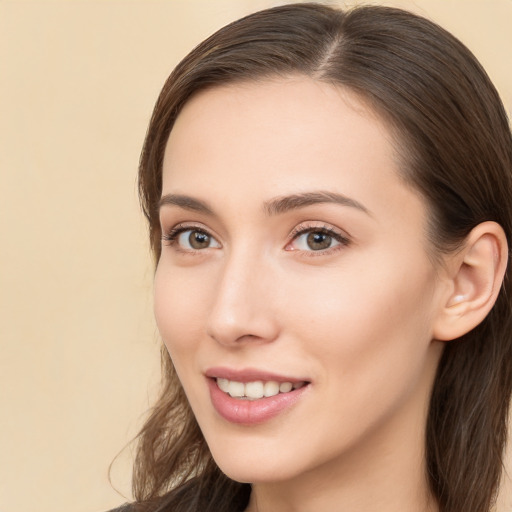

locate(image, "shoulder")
(105, 501), (172, 512)
(106, 505), (136, 512)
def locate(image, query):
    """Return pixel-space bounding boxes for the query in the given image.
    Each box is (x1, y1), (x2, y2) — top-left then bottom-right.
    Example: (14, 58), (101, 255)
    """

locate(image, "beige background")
(1, 1), (511, 511)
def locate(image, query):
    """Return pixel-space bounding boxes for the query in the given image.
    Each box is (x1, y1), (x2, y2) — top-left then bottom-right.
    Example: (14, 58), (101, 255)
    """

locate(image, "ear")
(433, 221), (508, 341)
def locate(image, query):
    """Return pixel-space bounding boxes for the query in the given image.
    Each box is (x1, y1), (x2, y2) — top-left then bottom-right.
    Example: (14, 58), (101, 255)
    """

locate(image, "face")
(154, 77), (445, 485)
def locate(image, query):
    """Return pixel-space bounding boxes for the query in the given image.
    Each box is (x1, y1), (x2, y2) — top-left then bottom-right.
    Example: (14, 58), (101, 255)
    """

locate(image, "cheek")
(153, 262), (209, 357)
(153, 263), (216, 416)
(283, 251), (437, 384)
(280, 258), (438, 457)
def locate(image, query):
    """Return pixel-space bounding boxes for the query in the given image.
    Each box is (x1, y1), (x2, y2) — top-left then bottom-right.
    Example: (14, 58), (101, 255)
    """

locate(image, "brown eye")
(189, 231), (211, 249)
(306, 231), (333, 251)
(285, 226), (348, 254)
(174, 228), (221, 250)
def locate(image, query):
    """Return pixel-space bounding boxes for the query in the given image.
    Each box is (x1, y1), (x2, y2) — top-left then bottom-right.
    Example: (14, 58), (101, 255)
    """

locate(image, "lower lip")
(207, 378), (309, 425)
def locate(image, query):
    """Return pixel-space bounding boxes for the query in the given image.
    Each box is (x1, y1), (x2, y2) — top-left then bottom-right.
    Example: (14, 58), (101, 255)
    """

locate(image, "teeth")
(246, 381), (264, 399)
(228, 381), (245, 398)
(279, 382), (293, 393)
(264, 381), (280, 397)
(216, 378), (305, 399)
(217, 378), (230, 393)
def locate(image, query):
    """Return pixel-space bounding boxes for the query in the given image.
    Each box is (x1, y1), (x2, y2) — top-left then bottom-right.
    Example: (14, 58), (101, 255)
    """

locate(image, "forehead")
(161, 77), (425, 232)
(164, 78), (393, 182)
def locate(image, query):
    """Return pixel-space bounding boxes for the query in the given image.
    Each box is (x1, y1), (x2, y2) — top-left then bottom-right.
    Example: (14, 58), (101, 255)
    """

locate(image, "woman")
(115, 3), (512, 512)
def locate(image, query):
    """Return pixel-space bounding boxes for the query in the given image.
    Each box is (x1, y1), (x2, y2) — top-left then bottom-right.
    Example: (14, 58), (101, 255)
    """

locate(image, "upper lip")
(205, 366), (309, 383)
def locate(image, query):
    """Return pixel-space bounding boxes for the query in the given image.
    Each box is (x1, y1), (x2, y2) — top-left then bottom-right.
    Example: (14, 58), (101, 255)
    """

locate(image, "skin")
(154, 77), (448, 512)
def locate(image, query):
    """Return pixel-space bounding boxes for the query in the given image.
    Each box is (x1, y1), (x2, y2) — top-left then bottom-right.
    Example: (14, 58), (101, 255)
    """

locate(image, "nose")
(206, 249), (280, 347)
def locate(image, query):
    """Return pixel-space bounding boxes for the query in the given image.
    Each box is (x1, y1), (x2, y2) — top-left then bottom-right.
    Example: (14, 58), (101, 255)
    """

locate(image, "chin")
(216, 461), (298, 485)
(205, 436), (313, 485)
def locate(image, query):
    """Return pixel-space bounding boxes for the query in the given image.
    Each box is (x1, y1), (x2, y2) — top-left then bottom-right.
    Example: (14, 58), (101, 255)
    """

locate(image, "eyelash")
(161, 222), (351, 255)
(287, 223), (351, 257)
(161, 223), (215, 253)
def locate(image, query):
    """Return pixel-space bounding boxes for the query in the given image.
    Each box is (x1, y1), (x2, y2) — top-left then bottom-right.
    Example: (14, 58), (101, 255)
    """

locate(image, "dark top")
(106, 477), (250, 512)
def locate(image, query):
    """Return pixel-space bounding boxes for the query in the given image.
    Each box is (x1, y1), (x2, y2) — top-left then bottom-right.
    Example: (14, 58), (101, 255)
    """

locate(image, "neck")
(246, 440), (438, 512)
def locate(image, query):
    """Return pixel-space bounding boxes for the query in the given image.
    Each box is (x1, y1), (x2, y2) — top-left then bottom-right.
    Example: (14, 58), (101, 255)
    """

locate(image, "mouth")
(205, 369), (311, 424)
(215, 377), (308, 400)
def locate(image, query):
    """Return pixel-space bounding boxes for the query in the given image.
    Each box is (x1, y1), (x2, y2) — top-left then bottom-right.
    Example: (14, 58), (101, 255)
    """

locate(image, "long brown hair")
(132, 4), (512, 512)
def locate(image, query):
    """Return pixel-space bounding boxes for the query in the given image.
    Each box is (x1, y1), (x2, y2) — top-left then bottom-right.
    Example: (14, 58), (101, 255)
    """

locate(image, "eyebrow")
(158, 194), (214, 215)
(263, 191), (370, 216)
(158, 191), (370, 217)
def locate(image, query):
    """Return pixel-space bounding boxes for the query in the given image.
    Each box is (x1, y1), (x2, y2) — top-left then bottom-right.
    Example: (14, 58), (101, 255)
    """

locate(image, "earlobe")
(433, 221), (508, 341)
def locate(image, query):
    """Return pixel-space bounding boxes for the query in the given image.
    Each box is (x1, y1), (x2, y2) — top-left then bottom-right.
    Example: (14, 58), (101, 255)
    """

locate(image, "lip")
(205, 367), (311, 425)
(205, 366), (308, 383)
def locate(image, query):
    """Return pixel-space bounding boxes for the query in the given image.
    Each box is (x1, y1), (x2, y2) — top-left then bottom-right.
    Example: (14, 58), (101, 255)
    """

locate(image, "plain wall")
(1, 1), (511, 511)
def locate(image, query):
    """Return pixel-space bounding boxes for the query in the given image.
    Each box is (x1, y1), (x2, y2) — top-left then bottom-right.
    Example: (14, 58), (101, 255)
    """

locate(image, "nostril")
(206, 315), (279, 347)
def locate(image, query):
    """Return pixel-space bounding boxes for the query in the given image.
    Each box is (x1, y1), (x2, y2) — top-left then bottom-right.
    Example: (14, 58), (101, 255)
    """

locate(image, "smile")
(216, 378), (307, 400)
(206, 371), (311, 424)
